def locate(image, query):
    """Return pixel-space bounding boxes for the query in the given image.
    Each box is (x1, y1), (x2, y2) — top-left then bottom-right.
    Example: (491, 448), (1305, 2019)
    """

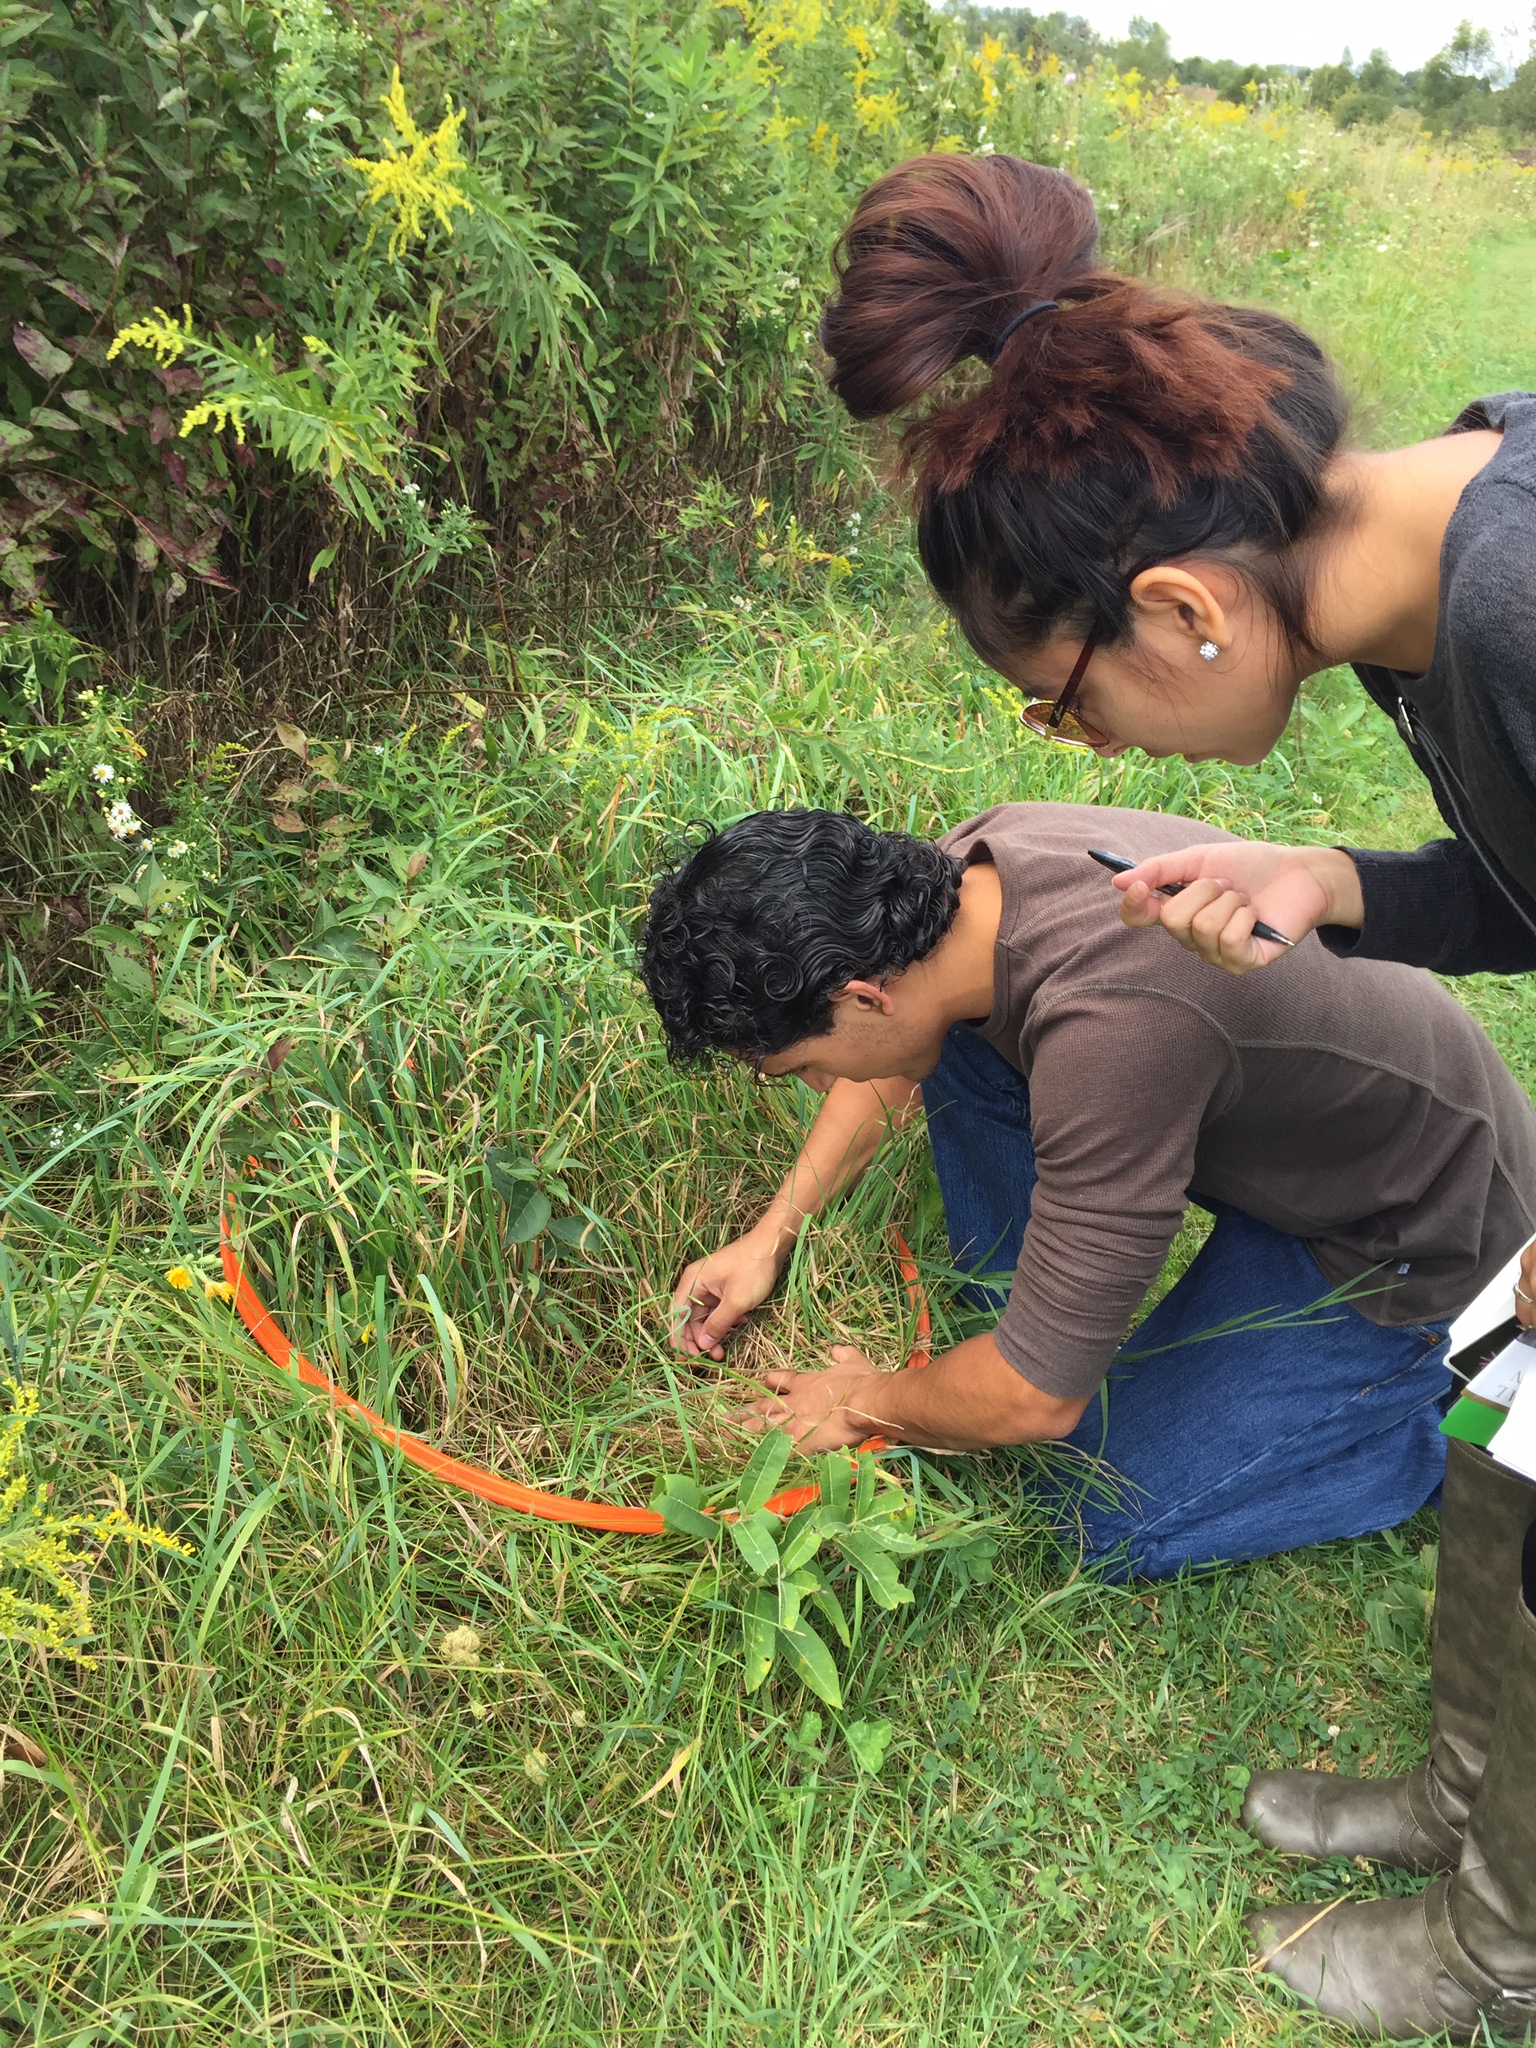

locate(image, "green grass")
(3, 159), (1536, 2048)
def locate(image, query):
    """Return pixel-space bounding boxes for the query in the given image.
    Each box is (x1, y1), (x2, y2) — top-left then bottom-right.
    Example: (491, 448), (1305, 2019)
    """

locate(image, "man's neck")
(927, 859), (1003, 1026)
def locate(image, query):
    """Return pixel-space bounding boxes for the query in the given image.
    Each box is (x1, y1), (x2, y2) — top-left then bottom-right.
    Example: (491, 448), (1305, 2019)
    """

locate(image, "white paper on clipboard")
(1465, 1332), (1536, 1410)
(1446, 1233), (1536, 1365)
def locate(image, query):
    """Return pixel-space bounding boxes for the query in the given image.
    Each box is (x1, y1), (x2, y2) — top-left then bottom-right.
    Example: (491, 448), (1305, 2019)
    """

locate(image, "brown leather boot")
(1247, 1577), (1536, 2041)
(1243, 1440), (1534, 1873)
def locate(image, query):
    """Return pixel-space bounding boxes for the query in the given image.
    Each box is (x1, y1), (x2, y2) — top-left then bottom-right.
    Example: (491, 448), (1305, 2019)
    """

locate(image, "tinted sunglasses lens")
(1018, 700), (1100, 749)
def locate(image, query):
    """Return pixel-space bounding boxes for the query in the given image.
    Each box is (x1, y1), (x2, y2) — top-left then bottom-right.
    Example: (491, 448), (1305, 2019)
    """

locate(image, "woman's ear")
(1128, 564), (1232, 649)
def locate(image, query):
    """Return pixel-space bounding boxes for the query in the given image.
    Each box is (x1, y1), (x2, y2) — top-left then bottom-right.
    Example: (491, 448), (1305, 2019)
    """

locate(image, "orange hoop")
(218, 1203), (931, 1532)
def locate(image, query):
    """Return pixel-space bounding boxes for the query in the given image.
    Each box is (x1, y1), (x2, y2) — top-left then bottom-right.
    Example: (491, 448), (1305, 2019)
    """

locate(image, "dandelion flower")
(165, 1266), (194, 1291)
(203, 1279), (235, 1303)
(439, 1624), (482, 1666)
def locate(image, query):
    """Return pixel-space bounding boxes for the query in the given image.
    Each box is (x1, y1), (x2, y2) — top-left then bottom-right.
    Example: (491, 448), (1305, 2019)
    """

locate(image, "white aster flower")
(91, 763), (115, 784)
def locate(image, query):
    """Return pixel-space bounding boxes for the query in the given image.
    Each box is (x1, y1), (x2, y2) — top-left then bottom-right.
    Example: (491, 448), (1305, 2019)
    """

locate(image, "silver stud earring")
(1199, 640), (1220, 662)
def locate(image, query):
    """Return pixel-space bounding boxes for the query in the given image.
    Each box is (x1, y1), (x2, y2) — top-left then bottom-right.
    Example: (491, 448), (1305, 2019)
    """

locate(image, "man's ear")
(827, 978), (896, 1016)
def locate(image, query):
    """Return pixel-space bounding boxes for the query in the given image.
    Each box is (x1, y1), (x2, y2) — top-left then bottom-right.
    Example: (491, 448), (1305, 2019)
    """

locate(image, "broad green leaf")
(775, 1618), (842, 1708)
(652, 1475), (714, 1543)
(484, 1145), (535, 1201)
(727, 1507), (780, 1577)
(735, 1427), (792, 1516)
(778, 1504), (822, 1576)
(306, 929), (379, 970)
(854, 1450), (876, 1517)
(740, 1587), (776, 1691)
(776, 1574), (802, 1633)
(844, 1717), (893, 1774)
(545, 1214), (609, 1253)
(503, 1187), (551, 1244)
(851, 1517), (922, 1556)
(836, 1529), (914, 1610)
(817, 1450), (850, 1523)
(809, 1583), (850, 1648)
(13, 324), (71, 379)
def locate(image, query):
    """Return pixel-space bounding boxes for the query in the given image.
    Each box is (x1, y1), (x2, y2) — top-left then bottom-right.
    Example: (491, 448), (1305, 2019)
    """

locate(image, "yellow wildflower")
(203, 1278), (235, 1303)
(178, 397), (247, 444)
(440, 1623), (483, 1665)
(165, 1266), (194, 1291)
(0, 1380), (191, 1666)
(106, 304), (193, 366)
(346, 68), (474, 261)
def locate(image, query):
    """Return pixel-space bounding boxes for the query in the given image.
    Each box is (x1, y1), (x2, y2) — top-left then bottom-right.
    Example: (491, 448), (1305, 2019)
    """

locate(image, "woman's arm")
(1323, 840), (1536, 976)
(669, 1074), (920, 1358)
(1115, 837), (1536, 977)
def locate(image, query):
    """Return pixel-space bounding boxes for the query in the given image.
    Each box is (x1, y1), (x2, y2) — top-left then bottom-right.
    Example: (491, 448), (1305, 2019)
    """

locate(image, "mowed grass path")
(3, 210), (1536, 2047)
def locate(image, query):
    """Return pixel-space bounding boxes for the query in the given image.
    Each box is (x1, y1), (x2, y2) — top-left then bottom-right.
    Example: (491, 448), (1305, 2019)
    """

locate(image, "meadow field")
(4, 17), (1536, 2043)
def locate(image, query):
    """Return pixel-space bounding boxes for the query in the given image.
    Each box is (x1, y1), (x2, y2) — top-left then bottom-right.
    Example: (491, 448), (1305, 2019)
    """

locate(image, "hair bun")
(820, 154), (1100, 419)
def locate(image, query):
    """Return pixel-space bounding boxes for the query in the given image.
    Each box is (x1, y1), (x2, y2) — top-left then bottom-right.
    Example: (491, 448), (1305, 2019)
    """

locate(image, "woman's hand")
(1517, 1240), (1536, 1331)
(670, 1227), (788, 1360)
(1113, 842), (1365, 975)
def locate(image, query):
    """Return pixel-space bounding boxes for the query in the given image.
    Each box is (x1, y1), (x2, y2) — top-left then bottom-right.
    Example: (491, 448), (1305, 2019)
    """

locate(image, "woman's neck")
(1308, 430), (1503, 675)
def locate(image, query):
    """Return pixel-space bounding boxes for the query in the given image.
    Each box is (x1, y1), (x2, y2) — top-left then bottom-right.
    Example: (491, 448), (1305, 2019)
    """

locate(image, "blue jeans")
(921, 1027), (1453, 1581)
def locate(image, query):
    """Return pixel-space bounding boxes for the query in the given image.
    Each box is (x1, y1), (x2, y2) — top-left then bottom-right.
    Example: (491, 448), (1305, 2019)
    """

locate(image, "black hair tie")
(987, 298), (1060, 366)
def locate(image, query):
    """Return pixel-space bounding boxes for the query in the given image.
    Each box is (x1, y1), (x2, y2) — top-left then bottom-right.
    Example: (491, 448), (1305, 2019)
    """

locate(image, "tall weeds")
(8, 0), (1531, 672)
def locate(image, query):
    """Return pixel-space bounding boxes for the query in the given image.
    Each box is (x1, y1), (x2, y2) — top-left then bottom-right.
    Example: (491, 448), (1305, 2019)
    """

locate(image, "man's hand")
(1114, 842), (1365, 975)
(736, 1332), (1089, 1452)
(1518, 1239), (1536, 1331)
(736, 1345), (890, 1452)
(671, 1228), (788, 1360)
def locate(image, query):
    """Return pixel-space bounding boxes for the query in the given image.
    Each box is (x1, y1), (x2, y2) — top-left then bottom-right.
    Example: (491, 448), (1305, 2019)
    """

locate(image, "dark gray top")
(1319, 391), (1536, 975)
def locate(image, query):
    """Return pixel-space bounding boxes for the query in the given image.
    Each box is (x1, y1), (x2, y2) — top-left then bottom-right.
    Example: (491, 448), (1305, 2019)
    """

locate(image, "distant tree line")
(945, 6), (1536, 137)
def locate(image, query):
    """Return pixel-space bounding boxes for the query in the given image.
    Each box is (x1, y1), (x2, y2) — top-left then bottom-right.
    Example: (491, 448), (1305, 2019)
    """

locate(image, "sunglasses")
(1017, 628), (1112, 750)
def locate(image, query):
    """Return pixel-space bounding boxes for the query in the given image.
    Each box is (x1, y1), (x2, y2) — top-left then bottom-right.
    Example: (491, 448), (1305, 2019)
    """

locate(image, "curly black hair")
(638, 809), (965, 1062)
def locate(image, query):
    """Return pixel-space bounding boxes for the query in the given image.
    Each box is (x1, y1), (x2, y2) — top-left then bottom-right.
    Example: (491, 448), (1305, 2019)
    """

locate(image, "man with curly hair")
(639, 801), (1536, 1578)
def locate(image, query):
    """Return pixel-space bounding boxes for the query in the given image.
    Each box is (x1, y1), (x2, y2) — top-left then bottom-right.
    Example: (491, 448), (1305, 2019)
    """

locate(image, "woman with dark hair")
(818, 151), (1536, 2041)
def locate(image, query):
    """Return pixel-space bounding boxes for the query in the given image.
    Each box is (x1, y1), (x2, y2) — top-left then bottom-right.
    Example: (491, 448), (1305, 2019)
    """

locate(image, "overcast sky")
(1075, 1), (1533, 71)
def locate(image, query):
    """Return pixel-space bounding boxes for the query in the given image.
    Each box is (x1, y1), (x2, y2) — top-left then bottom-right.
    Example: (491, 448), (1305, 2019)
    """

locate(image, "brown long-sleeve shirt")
(940, 804), (1536, 1400)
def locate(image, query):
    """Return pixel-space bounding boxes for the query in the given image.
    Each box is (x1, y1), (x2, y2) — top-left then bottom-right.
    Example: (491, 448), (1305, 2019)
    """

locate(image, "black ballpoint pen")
(1087, 847), (1297, 949)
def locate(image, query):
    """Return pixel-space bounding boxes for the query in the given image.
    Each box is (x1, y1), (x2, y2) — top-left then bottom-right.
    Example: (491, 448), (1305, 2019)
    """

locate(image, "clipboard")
(1441, 1234), (1536, 1446)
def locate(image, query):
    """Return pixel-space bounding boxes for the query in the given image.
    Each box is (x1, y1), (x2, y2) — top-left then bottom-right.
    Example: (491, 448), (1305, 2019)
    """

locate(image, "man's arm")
(741, 1333), (1089, 1452)
(671, 1074), (920, 1358)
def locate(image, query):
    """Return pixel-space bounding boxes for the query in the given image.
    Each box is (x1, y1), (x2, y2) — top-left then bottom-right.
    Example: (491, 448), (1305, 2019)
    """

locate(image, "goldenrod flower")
(165, 1266), (194, 1291)
(346, 68), (474, 261)
(106, 304), (193, 366)
(0, 1380), (190, 1665)
(179, 397), (247, 445)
